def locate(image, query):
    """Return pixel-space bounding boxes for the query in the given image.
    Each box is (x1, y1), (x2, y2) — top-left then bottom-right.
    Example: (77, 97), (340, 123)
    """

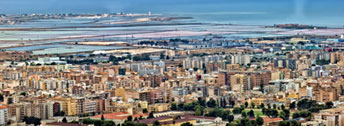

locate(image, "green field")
(243, 109), (264, 116)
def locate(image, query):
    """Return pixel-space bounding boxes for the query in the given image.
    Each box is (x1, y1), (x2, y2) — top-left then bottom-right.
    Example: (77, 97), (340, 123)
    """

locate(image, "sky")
(0, 0), (343, 26)
(0, 0), (342, 14)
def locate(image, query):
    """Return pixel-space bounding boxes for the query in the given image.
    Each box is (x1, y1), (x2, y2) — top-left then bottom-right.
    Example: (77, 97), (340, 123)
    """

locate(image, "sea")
(1, 0), (344, 27)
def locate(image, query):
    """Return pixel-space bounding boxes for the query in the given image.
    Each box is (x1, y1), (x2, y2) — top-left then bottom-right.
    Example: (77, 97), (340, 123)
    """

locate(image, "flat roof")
(92, 112), (148, 120)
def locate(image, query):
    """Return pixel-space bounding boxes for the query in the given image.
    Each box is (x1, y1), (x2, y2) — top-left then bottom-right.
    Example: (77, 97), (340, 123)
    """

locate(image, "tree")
(233, 107), (242, 114)
(226, 123), (236, 126)
(148, 112), (154, 119)
(178, 103), (184, 110)
(292, 111), (312, 120)
(281, 104), (285, 110)
(256, 116), (264, 126)
(103, 121), (116, 126)
(23, 116), (41, 126)
(71, 120), (79, 124)
(281, 109), (290, 120)
(153, 120), (160, 126)
(241, 112), (247, 118)
(290, 120), (299, 126)
(260, 103), (265, 109)
(101, 115), (105, 120)
(267, 104), (271, 109)
(143, 108), (148, 113)
(54, 111), (65, 116)
(279, 121), (290, 126)
(0, 94), (3, 102)
(271, 109), (279, 118)
(228, 115), (234, 122)
(181, 122), (193, 126)
(195, 105), (204, 116)
(127, 116), (133, 121)
(171, 103), (177, 110)
(245, 102), (249, 108)
(207, 98), (217, 108)
(20, 92), (26, 96)
(297, 99), (316, 110)
(94, 120), (102, 126)
(279, 111), (287, 120)
(82, 118), (94, 124)
(251, 102), (255, 109)
(197, 98), (206, 107)
(248, 110), (255, 118)
(290, 102), (296, 110)
(260, 84), (264, 93)
(239, 118), (249, 126)
(326, 101), (334, 109)
(249, 120), (257, 126)
(273, 104), (277, 109)
(62, 117), (67, 123)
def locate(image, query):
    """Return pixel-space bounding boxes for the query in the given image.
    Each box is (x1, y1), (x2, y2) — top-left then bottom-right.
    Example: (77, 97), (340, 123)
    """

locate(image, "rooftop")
(92, 112), (148, 120)
(46, 122), (86, 126)
(138, 116), (173, 124)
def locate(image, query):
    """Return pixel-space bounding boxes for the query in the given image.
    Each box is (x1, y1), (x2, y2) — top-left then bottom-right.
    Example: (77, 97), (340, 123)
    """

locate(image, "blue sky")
(0, 0), (342, 14)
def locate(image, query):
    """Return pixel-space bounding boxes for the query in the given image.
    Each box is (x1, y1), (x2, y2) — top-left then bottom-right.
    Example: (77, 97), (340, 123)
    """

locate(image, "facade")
(0, 106), (8, 126)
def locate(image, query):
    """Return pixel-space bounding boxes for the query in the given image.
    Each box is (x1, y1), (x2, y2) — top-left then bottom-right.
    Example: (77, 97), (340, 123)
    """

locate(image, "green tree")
(260, 103), (265, 109)
(256, 116), (264, 126)
(207, 98), (217, 108)
(281, 104), (285, 110)
(0, 94), (3, 101)
(171, 103), (177, 110)
(233, 107), (242, 114)
(81, 118), (94, 124)
(271, 109), (279, 118)
(20, 92), (26, 96)
(226, 123), (236, 126)
(142, 108), (148, 113)
(71, 120), (79, 123)
(279, 111), (287, 120)
(326, 101), (334, 109)
(101, 115), (105, 120)
(292, 111), (312, 120)
(290, 102), (296, 110)
(127, 116), (133, 121)
(198, 98), (206, 107)
(94, 120), (102, 126)
(239, 118), (250, 126)
(228, 115), (234, 122)
(181, 122), (193, 126)
(245, 102), (249, 108)
(23, 116), (41, 126)
(279, 121), (290, 126)
(282, 109), (290, 120)
(251, 102), (255, 109)
(153, 120), (160, 126)
(62, 117), (67, 123)
(241, 112), (247, 118)
(249, 120), (257, 126)
(148, 112), (154, 119)
(297, 99), (316, 110)
(103, 121), (116, 126)
(290, 120), (299, 126)
(194, 105), (204, 116)
(248, 110), (255, 118)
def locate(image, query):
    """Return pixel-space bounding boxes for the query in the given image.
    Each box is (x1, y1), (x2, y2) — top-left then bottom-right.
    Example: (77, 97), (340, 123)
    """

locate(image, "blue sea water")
(0, 0), (344, 27)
